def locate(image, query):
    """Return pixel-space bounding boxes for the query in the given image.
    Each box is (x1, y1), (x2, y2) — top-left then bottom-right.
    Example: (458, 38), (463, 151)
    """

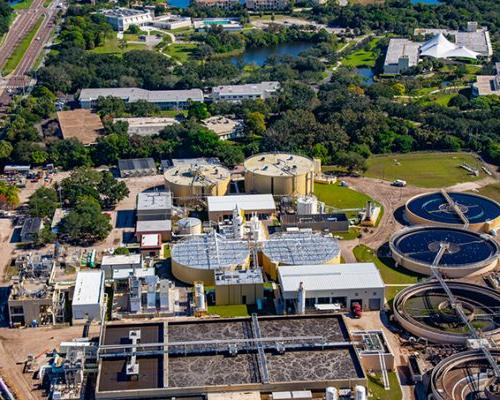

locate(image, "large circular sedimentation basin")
(431, 349), (500, 400)
(393, 281), (500, 344)
(405, 191), (500, 232)
(390, 226), (499, 278)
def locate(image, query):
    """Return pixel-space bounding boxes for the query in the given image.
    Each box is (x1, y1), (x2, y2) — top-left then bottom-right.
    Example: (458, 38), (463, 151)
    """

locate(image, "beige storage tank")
(244, 153), (314, 196)
(177, 217), (202, 235)
(164, 163), (231, 205)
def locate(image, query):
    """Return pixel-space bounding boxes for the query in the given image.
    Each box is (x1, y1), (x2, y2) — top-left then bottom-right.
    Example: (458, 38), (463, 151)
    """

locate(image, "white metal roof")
(136, 219), (172, 232)
(101, 254), (142, 266)
(113, 267), (155, 280)
(141, 233), (161, 247)
(278, 263), (384, 293)
(73, 271), (103, 306)
(207, 194), (276, 213)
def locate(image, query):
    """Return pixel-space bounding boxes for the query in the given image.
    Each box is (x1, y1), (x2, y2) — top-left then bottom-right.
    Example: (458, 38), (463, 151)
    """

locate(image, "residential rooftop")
(57, 109), (104, 145)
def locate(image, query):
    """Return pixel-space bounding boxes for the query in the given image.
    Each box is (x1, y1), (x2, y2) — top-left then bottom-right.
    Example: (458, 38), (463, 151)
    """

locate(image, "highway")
(0, 0), (59, 106)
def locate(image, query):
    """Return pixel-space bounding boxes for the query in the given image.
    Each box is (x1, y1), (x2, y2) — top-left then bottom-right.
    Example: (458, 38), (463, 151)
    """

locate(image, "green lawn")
(333, 228), (360, 240)
(12, 0), (34, 9)
(365, 152), (484, 188)
(474, 183), (500, 203)
(341, 38), (381, 68)
(367, 372), (403, 400)
(353, 244), (421, 285)
(384, 286), (407, 306)
(164, 43), (198, 64)
(207, 305), (250, 317)
(90, 36), (146, 55)
(314, 183), (374, 210)
(2, 15), (44, 75)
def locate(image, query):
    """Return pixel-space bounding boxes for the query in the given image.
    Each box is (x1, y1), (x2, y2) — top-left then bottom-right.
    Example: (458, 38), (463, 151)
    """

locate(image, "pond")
(231, 41), (315, 67)
(411, 0), (440, 4)
(356, 67), (375, 86)
(167, 0), (190, 8)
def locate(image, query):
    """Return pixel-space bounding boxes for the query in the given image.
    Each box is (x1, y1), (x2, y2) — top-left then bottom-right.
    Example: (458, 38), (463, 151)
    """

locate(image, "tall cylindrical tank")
(244, 153), (315, 196)
(297, 281), (306, 314)
(178, 217), (202, 235)
(297, 196), (318, 215)
(325, 387), (338, 400)
(354, 386), (366, 400)
(194, 282), (206, 311)
(164, 164), (231, 205)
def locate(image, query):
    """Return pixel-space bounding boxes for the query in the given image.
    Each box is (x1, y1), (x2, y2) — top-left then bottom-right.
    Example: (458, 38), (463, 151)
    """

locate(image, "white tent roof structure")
(420, 33), (479, 60)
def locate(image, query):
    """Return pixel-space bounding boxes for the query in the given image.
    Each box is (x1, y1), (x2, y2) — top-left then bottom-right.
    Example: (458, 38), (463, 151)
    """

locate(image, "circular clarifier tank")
(393, 281), (500, 345)
(390, 226), (499, 278)
(405, 191), (500, 232)
(431, 349), (500, 400)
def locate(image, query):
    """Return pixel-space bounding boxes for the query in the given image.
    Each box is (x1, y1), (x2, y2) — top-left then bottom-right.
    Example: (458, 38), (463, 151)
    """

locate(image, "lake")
(356, 67), (375, 86)
(231, 41), (315, 66)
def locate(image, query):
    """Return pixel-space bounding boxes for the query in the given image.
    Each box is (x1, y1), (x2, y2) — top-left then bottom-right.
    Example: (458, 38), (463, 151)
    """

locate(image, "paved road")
(0, 0), (59, 106)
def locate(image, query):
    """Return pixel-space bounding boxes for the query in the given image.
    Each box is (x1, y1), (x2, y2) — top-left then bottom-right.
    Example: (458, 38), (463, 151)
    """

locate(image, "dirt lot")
(0, 324), (100, 400)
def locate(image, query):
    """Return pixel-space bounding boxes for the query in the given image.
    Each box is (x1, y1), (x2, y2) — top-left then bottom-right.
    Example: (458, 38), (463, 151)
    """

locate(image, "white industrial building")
(79, 88), (204, 110)
(136, 191), (172, 241)
(383, 39), (420, 74)
(72, 270), (105, 323)
(211, 82), (280, 102)
(278, 263), (385, 313)
(101, 8), (153, 31)
(207, 194), (276, 222)
(101, 254), (143, 279)
(152, 14), (192, 30)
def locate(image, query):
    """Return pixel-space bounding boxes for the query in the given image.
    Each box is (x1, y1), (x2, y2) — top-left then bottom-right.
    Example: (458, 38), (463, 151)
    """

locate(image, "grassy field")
(2, 15), (43, 75)
(314, 183), (373, 210)
(365, 152), (484, 188)
(367, 372), (403, 400)
(473, 183), (500, 203)
(164, 43), (198, 64)
(207, 305), (250, 317)
(341, 37), (381, 68)
(90, 36), (146, 55)
(353, 244), (421, 285)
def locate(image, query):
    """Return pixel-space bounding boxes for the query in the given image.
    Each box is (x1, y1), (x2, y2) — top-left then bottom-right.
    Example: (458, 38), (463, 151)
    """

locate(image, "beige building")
(202, 116), (244, 141)
(164, 163), (231, 205)
(214, 269), (264, 305)
(244, 153), (315, 197)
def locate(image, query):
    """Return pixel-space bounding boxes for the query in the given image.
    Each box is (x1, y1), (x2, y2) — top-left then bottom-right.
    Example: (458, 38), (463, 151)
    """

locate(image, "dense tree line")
(0, 1), (11, 37)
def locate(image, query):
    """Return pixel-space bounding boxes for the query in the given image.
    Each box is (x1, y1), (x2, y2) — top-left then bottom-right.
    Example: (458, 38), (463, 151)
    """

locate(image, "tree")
(98, 171), (129, 209)
(59, 196), (112, 244)
(337, 151), (367, 173)
(0, 140), (13, 159)
(245, 112), (266, 136)
(113, 247), (130, 255)
(49, 139), (92, 170)
(29, 187), (59, 218)
(60, 168), (129, 209)
(188, 101), (210, 120)
(34, 226), (57, 247)
(0, 182), (20, 210)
